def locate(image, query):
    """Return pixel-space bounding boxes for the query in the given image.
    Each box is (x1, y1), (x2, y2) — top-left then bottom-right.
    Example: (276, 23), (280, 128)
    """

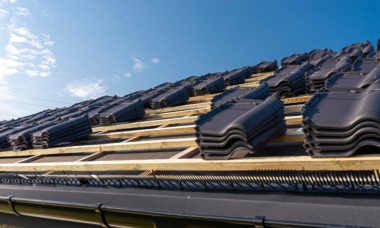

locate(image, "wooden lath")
(145, 102), (211, 115)
(90, 125), (197, 140)
(1, 154), (379, 172)
(285, 116), (302, 125)
(282, 95), (311, 104)
(245, 72), (274, 82)
(0, 138), (198, 158)
(271, 131), (303, 143)
(284, 104), (304, 113)
(92, 116), (198, 133)
(189, 93), (216, 102)
(170, 146), (199, 159)
(226, 82), (260, 90)
(143, 107), (210, 120)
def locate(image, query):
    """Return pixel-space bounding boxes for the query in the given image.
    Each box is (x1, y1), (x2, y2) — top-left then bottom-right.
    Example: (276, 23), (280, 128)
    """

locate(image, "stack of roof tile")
(362, 41), (374, 57)
(172, 76), (200, 97)
(150, 85), (190, 109)
(137, 83), (174, 107)
(81, 96), (119, 125)
(302, 81), (380, 157)
(193, 75), (225, 96)
(222, 66), (257, 85)
(251, 60), (278, 73)
(8, 122), (58, 151)
(86, 98), (124, 125)
(308, 56), (353, 92)
(86, 106), (109, 126)
(211, 83), (270, 109)
(334, 41), (373, 60)
(264, 62), (312, 97)
(0, 128), (15, 149)
(281, 53), (308, 66)
(196, 95), (286, 160)
(174, 75), (199, 88)
(325, 61), (380, 91)
(308, 41), (375, 92)
(308, 49), (333, 67)
(32, 115), (92, 149)
(351, 58), (379, 73)
(124, 90), (146, 100)
(97, 100), (145, 125)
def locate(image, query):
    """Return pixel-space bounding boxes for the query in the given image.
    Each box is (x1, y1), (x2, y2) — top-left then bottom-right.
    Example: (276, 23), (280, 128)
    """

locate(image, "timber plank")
(90, 125), (196, 140)
(92, 116), (198, 133)
(142, 107), (210, 120)
(145, 102), (211, 114)
(1, 155), (380, 172)
(0, 138), (198, 158)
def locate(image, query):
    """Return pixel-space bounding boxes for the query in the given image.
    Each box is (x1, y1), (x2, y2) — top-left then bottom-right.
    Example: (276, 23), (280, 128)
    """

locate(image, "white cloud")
(0, 2), (56, 81)
(0, 58), (24, 79)
(25, 69), (39, 77)
(0, 24), (56, 79)
(0, 8), (8, 17)
(42, 33), (54, 47)
(151, 57), (160, 64)
(124, 72), (132, 78)
(0, 0), (16, 5)
(39, 71), (49, 77)
(0, 1), (56, 119)
(132, 57), (148, 73)
(15, 6), (29, 16)
(9, 32), (28, 43)
(65, 79), (106, 99)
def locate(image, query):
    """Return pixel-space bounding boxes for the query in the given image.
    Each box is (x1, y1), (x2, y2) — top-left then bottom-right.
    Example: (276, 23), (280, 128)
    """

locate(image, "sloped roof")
(0, 39), (379, 227)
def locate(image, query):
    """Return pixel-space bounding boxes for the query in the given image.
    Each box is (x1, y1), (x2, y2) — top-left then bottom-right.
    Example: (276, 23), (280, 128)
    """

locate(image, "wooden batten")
(285, 116), (302, 125)
(284, 104), (304, 113)
(145, 102), (211, 115)
(226, 82), (260, 90)
(0, 138), (198, 158)
(282, 95), (311, 104)
(92, 116), (198, 133)
(170, 147), (199, 159)
(90, 125), (196, 140)
(1, 155), (380, 172)
(271, 131), (304, 143)
(143, 107), (210, 120)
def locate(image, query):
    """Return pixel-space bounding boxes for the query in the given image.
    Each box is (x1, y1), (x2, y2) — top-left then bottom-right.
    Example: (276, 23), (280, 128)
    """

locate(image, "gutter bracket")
(253, 216), (265, 228)
(95, 203), (110, 228)
(7, 196), (20, 216)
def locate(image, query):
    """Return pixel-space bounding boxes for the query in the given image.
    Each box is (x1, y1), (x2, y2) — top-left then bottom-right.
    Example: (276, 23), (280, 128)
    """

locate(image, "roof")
(0, 39), (379, 226)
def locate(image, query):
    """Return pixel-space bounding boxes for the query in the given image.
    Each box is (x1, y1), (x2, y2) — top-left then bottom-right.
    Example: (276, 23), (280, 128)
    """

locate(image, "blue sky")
(0, 0), (379, 120)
